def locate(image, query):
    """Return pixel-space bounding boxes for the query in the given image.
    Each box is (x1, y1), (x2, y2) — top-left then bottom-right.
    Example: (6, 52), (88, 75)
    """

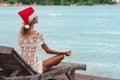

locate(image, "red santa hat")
(18, 7), (37, 29)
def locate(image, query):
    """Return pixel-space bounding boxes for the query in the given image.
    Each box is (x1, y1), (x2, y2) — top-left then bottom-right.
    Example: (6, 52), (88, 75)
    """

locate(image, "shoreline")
(0, 3), (120, 6)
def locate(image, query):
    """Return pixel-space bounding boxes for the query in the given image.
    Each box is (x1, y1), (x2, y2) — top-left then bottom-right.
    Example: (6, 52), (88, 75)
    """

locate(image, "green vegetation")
(4, 0), (117, 5)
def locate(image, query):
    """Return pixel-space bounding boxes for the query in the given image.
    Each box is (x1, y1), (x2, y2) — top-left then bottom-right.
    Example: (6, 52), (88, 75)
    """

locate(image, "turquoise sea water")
(0, 6), (120, 79)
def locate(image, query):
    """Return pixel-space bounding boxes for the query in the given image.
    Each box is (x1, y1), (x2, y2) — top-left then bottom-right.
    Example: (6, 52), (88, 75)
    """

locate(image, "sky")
(113, 0), (120, 2)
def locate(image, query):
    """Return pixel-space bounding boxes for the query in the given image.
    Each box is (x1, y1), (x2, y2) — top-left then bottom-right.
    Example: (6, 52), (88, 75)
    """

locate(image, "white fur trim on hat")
(25, 25), (30, 29)
(29, 11), (37, 21)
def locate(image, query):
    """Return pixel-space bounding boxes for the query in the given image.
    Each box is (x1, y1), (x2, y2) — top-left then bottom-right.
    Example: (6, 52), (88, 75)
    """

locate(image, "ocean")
(0, 6), (120, 79)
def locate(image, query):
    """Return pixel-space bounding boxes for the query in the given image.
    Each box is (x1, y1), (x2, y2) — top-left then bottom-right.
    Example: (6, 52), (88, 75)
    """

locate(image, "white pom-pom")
(25, 25), (30, 29)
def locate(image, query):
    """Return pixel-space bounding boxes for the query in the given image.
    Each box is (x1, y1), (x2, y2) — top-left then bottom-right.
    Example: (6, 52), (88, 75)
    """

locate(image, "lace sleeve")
(37, 32), (45, 46)
(36, 32), (45, 51)
(40, 34), (45, 45)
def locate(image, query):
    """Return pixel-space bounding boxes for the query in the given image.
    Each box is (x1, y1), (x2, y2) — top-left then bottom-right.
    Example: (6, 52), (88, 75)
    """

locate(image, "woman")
(17, 7), (71, 74)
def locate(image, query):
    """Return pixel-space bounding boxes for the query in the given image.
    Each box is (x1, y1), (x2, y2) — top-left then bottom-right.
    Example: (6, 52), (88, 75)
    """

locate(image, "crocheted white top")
(17, 31), (45, 74)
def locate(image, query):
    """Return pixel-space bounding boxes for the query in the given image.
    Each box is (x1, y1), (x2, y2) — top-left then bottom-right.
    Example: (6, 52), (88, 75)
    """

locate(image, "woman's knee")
(58, 54), (64, 60)
(42, 66), (48, 72)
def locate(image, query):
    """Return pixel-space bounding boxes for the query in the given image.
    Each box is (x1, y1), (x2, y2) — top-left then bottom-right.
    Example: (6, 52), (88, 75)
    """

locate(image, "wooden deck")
(54, 74), (119, 80)
(0, 46), (86, 80)
(0, 46), (119, 80)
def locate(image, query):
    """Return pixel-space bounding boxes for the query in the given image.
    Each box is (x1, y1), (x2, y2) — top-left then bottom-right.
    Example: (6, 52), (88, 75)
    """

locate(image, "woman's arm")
(41, 43), (71, 56)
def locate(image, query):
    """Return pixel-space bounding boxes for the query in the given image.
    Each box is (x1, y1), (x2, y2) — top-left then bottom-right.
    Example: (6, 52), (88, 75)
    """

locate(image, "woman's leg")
(42, 54), (64, 72)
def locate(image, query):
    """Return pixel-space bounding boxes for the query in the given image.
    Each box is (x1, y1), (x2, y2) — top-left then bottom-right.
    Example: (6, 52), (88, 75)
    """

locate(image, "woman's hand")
(64, 50), (71, 56)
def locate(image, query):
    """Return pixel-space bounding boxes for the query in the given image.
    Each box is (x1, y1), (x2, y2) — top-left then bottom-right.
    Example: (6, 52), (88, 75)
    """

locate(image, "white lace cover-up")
(17, 31), (45, 74)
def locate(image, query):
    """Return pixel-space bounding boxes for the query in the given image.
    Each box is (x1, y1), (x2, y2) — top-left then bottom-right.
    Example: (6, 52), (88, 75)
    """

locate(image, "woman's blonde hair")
(20, 20), (34, 37)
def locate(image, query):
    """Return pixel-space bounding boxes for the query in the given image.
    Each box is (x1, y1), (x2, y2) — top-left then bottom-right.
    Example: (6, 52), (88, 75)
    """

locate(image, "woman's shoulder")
(18, 33), (23, 38)
(35, 31), (43, 36)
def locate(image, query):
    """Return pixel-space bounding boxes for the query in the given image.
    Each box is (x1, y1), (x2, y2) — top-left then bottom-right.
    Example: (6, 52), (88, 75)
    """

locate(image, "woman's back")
(18, 31), (45, 74)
